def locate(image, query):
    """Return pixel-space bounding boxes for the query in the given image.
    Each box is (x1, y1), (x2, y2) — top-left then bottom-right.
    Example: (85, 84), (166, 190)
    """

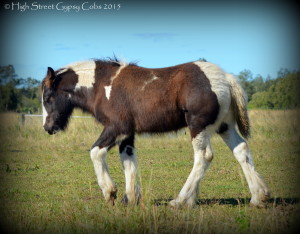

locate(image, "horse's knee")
(233, 142), (248, 163)
(90, 146), (107, 161)
(204, 147), (214, 162)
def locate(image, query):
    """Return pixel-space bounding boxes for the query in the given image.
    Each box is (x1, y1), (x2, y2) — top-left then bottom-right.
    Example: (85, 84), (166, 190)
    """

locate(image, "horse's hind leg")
(119, 135), (140, 204)
(170, 129), (213, 208)
(220, 124), (270, 207)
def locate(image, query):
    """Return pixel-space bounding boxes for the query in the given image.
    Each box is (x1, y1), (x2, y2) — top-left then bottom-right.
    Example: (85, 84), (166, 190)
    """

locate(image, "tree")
(0, 65), (41, 113)
(269, 72), (300, 109)
(0, 65), (18, 85)
(248, 91), (273, 109)
(0, 65), (21, 111)
(19, 77), (41, 113)
(252, 75), (264, 93)
(277, 68), (290, 79)
(237, 69), (255, 101)
(248, 71), (300, 109)
(0, 84), (20, 110)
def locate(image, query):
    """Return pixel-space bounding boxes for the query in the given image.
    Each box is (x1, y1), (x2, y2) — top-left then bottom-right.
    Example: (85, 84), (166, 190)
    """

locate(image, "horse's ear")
(44, 67), (56, 89)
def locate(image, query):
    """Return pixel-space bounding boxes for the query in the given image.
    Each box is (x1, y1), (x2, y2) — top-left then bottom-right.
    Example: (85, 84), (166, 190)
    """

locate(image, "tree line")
(237, 68), (300, 109)
(0, 65), (41, 113)
(0, 64), (299, 113)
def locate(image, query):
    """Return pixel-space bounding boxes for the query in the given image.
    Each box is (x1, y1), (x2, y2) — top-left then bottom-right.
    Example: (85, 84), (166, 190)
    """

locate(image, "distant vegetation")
(0, 64), (299, 113)
(0, 65), (41, 113)
(237, 68), (300, 109)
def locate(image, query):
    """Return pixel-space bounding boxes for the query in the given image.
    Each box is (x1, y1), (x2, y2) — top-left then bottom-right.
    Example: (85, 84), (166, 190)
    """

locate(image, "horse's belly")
(135, 109), (187, 133)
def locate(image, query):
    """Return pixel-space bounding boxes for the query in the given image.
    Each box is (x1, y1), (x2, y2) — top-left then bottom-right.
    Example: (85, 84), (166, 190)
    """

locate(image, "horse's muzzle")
(44, 125), (58, 135)
(47, 130), (54, 135)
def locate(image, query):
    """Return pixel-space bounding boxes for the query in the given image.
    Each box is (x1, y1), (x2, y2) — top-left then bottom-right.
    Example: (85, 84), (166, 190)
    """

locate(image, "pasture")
(0, 110), (299, 233)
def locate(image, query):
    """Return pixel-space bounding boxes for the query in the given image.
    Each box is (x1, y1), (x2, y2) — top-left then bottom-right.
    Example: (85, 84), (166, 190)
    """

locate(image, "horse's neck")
(71, 87), (95, 114)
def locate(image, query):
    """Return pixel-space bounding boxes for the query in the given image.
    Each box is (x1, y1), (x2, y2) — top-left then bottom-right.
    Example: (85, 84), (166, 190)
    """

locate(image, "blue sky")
(1, 0), (299, 81)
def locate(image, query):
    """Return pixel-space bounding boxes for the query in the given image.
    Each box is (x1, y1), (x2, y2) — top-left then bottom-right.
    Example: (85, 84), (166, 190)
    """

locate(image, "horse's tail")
(226, 73), (250, 139)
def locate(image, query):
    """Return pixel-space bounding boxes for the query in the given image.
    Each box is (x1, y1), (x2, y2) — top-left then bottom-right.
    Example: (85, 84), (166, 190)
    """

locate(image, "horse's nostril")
(43, 124), (53, 134)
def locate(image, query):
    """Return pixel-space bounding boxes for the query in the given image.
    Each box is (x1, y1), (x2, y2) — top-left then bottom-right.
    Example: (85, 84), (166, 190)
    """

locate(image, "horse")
(41, 58), (270, 207)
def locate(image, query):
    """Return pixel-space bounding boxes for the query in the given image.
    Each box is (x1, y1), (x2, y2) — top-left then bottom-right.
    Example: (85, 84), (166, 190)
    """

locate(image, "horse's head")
(42, 67), (74, 135)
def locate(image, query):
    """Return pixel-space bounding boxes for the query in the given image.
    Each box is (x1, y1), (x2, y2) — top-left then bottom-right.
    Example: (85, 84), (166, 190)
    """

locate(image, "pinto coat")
(41, 58), (269, 207)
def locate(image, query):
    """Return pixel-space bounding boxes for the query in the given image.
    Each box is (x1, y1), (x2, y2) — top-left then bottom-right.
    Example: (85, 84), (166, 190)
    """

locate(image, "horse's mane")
(96, 55), (138, 67)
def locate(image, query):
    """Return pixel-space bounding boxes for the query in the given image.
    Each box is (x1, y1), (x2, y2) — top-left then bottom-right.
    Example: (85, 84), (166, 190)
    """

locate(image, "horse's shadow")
(154, 197), (300, 206)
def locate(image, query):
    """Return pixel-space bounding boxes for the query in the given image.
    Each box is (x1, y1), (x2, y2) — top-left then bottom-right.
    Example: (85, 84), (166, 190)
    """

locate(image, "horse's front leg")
(119, 134), (140, 204)
(90, 126), (119, 205)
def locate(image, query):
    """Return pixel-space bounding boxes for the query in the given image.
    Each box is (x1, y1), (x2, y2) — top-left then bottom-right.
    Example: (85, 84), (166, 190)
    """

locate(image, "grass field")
(0, 110), (299, 233)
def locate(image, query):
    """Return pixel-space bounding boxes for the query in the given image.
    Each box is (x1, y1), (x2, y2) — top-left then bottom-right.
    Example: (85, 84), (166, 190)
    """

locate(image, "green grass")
(0, 110), (299, 233)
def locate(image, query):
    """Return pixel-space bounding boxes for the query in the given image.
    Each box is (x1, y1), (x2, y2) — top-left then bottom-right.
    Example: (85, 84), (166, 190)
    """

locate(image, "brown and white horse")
(41, 58), (270, 207)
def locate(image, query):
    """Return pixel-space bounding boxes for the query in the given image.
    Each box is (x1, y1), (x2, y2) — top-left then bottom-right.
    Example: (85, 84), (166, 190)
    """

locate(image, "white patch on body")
(193, 61), (231, 126)
(141, 75), (159, 90)
(90, 146), (117, 201)
(104, 85), (112, 100)
(111, 61), (127, 83)
(104, 62), (127, 100)
(59, 60), (97, 90)
(120, 146), (140, 203)
(56, 68), (68, 76)
(42, 90), (48, 126)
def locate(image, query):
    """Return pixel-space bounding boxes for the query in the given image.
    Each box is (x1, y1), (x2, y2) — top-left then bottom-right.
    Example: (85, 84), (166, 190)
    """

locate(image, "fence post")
(19, 113), (25, 126)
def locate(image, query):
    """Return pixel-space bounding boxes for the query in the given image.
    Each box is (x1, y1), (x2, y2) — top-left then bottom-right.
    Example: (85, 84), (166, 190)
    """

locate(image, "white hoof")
(169, 198), (195, 208)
